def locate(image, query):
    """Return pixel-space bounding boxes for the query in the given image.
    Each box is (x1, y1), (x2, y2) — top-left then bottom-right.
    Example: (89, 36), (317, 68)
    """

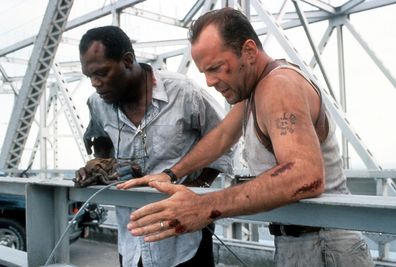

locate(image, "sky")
(0, 0), (395, 171)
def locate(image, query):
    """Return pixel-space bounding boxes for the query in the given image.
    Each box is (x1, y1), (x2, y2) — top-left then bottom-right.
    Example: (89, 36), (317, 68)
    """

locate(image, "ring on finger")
(160, 220), (164, 231)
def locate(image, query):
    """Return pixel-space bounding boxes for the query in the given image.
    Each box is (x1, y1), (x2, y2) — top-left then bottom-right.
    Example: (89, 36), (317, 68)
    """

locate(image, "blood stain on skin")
(169, 219), (181, 228)
(209, 209), (222, 219)
(175, 225), (186, 234)
(293, 179), (322, 197)
(271, 162), (294, 177)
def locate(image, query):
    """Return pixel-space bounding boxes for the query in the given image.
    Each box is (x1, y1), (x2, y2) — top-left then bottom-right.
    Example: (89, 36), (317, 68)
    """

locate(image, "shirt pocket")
(148, 124), (187, 161)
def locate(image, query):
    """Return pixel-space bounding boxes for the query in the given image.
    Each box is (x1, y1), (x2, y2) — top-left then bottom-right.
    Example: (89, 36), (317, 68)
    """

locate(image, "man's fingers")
(117, 176), (150, 189)
(128, 218), (169, 236)
(129, 209), (166, 230)
(144, 228), (178, 242)
(148, 180), (185, 195)
(130, 200), (166, 221)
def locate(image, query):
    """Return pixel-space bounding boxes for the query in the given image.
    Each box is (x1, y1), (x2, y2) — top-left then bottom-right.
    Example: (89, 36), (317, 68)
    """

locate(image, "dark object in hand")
(233, 175), (256, 185)
(182, 168), (220, 187)
(73, 158), (142, 187)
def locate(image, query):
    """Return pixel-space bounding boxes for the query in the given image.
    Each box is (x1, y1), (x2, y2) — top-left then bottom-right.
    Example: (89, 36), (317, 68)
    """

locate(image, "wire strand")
(45, 181), (247, 267)
(44, 180), (125, 267)
(205, 225), (248, 267)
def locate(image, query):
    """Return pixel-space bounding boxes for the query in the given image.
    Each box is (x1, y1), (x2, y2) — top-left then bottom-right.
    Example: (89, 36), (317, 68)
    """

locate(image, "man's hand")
(127, 181), (214, 242)
(116, 172), (171, 189)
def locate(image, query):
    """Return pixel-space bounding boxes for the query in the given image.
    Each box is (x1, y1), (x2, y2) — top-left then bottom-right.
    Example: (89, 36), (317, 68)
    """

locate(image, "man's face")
(80, 41), (129, 103)
(191, 25), (249, 105)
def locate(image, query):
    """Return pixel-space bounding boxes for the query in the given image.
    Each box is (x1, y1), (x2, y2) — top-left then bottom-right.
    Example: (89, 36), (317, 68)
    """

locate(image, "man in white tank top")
(119, 8), (373, 267)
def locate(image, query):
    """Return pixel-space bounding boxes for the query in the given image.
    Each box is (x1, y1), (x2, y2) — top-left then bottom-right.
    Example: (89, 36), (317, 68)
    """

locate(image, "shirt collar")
(151, 68), (168, 107)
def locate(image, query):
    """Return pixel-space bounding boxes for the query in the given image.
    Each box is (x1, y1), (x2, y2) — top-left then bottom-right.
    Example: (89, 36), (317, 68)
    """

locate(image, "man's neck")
(122, 67), (153, 126)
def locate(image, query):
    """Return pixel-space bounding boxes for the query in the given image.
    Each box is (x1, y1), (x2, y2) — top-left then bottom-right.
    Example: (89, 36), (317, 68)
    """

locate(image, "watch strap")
(162, 168), (178, 184)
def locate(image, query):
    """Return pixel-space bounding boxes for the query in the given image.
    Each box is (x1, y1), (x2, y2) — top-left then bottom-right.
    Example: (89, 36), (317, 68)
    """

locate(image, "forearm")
(172, 103), (244, 179)
(201, 159), (324, 220)
(172, 126), (239, 179)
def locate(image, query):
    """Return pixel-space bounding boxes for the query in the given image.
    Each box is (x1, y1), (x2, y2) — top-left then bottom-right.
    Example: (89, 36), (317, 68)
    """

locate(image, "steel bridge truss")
(0, 0), (395, 263)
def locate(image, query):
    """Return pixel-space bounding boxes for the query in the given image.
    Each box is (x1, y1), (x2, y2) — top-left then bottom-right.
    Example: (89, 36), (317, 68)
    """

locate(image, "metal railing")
(1, 176), (396, 266)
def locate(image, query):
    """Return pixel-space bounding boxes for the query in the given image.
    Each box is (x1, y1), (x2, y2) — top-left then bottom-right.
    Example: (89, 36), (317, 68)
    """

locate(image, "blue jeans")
(274, 229), (373, 267)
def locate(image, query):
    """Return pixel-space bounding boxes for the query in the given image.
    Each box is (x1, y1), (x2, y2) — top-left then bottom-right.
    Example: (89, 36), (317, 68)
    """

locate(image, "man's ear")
(122, 52), (135, 68)
(242, 39), (258, 64)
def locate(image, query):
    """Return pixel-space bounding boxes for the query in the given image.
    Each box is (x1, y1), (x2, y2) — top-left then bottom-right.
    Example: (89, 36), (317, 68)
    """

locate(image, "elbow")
(293, 161), (325, 199)
(293, 176), (324, 200)
(310, 176), (325, 197)
(310, 167), (325, 197)
(312, 162), (325, 196)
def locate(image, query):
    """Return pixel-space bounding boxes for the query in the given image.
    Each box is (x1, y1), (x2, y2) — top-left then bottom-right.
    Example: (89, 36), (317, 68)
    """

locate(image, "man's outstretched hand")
(127, 181), (219, 242)
(116, 172), (171, 189)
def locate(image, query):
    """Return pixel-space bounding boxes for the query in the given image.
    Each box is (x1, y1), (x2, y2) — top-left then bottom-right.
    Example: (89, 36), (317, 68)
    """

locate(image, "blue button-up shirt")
(85, 67), (233, 267)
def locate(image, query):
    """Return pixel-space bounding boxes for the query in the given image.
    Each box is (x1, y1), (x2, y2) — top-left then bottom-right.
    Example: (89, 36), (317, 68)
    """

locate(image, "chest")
(123, 105), (147, 127)
(243, 113), (277, 175)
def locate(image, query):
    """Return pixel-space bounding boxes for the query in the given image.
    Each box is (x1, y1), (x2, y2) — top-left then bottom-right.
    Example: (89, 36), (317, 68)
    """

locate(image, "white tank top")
(242, 64), (349, 194)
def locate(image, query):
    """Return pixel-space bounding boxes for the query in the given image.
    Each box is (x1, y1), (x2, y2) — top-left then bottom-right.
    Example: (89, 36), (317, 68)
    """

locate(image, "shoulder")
(254, 67), (321, 126)
(156, 70), (217, 106)
(256, 67), (313, 104)
(158, 70), (202, 93)
(87, 92), (100, 103)
(155, 69), (223, 109)
(87, 93), (115, 114)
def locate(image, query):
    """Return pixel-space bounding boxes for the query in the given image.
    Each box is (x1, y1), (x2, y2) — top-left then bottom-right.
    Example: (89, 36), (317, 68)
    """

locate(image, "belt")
(269, 223), (322, 237)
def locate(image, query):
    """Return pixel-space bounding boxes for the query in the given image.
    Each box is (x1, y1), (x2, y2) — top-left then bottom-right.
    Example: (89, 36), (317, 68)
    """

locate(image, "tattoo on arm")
(276, 112), (297, 135)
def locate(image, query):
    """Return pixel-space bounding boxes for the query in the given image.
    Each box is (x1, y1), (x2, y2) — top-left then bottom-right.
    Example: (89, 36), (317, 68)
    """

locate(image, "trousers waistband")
(269, 223), (322, 237)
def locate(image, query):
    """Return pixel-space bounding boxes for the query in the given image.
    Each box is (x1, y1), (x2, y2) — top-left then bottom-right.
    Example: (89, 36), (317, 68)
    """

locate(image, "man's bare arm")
(171, 101), (244, 178)
(127, 70), (325, 241)
(117, 101), (244, 189)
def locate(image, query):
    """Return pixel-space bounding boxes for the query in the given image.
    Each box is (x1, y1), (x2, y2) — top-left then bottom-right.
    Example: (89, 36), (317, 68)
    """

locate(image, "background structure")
(0, 0), (395, 265)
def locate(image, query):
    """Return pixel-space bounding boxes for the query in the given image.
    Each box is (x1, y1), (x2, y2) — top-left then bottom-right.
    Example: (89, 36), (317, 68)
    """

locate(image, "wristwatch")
(162, 168), (178, 184)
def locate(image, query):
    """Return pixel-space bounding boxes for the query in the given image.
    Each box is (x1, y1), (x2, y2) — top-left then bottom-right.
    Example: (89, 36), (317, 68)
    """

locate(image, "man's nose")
(90, 77), (102, 88)
(205, 73), (218, 87)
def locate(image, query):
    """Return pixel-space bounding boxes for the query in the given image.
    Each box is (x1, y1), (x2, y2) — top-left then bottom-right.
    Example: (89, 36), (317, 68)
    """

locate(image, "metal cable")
(44, 180), (125, 267)
(205, 225), (248, 267)
(44, 180), (247, 267)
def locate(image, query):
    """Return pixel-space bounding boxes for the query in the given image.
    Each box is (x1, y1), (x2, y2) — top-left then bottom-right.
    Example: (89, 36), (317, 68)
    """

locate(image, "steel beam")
(338, 0), (365, 13)
(344, 19), (396, 89)
(0, 0), (145, 58)
(52, 62), (90, 162)
(0, 0), (74, 171)
(300, 0), (336, 14)
(1, 177), (396, 265)
(251, 0), (382, 170)
(292, 0), (335, 98)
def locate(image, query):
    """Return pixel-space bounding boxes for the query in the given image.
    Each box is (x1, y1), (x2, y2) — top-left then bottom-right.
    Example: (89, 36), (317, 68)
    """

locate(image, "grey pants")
(274, 229), (373, 267)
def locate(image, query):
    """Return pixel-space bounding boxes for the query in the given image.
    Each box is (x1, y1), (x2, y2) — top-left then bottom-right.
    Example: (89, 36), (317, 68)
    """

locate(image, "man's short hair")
(188, 7), (263, 56)
(79, 25), (135, 61)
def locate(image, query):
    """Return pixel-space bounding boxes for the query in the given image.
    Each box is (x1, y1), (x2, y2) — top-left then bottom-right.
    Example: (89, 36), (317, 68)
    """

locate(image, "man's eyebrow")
(204, 62), (222, 72)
